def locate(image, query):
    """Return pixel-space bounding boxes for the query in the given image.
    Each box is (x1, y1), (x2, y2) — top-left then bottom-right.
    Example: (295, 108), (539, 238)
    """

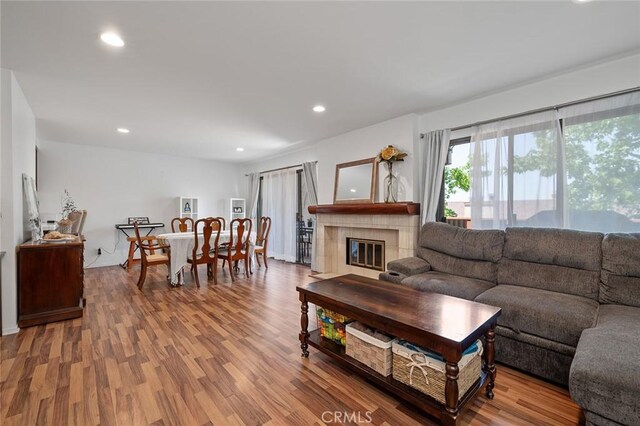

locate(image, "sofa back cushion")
(499, 227), (603, 300)
(601, 233), (640, 307)
(416, 222), (504, 283)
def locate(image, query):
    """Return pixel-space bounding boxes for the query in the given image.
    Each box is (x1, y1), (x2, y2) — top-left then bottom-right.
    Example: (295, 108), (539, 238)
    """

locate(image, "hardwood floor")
(1, 260), (582, 425)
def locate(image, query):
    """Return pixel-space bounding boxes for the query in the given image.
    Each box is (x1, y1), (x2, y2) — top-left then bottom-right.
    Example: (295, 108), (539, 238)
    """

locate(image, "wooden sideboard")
(18, 238), (84, 328)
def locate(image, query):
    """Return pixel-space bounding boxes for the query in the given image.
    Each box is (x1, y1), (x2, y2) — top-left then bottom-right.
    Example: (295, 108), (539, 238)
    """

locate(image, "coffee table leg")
(445, 360), (460, 421)
(299, 297), (310, 358)
(484, 324), (496, 399)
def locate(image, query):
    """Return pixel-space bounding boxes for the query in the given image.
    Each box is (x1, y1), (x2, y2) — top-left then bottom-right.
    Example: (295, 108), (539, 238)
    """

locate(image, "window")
(441, 91), (640, 233)
(561, 100), (640, 232)
(443, 143), (471, 223)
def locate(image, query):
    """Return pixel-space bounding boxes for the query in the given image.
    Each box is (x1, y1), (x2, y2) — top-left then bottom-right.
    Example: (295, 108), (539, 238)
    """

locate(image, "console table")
(297, 274), (501, 426)
(18, 237), (85, 328)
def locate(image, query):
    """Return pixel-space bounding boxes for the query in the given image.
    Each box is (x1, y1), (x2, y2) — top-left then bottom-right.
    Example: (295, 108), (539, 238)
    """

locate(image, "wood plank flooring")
(1, 261), (583, 425)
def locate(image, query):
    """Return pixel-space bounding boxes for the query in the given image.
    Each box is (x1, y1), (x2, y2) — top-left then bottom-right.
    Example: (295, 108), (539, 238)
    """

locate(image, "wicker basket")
(392, 340), (483, 404)
(316, 307), (351, 346)
(345, 322), (395, 377)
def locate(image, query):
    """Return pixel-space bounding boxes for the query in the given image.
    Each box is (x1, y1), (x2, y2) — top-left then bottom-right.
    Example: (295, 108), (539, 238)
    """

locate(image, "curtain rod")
(420, 86), (640, 138)
(244, 160), (317, 177)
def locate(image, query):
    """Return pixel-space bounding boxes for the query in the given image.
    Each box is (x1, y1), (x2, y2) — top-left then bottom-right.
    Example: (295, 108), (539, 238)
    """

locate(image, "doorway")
(296, 170), (312, 265)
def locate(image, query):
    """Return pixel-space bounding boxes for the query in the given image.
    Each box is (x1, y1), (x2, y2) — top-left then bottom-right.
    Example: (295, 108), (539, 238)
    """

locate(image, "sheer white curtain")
(246, 172), (260, 222)
(419, 129), (451, 223)
(302, 162), (319, 270)
(261, 169), (297, 262)
(470, 110), (564, 230)
(558, 91), (640, 233)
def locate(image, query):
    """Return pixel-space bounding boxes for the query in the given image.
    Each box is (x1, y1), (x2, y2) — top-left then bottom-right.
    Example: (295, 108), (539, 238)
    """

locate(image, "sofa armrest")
(379, 271), (407, 284)
(387, 257), (431, 277)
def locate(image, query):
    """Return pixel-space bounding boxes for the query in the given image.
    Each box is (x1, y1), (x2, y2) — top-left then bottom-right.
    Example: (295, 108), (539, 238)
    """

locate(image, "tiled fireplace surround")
(315, 212), (421, 279)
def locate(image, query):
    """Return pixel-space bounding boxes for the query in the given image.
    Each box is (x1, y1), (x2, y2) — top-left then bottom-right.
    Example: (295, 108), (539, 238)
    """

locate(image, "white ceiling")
(2, 1), (639, 162)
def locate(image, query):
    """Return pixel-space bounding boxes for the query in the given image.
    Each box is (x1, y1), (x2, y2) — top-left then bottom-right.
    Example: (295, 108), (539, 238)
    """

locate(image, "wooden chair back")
(78, 210), (88, 235)
(229, 218), (252, 255)
(215, 217), (226, 230)
(256, 217), (271, 247)
(171, 217), (194, 233)
(68, 211), (84, 234)
(205, 217), (226, 231)
(193, 218), (222, 263)
(133, 221), (148, 264)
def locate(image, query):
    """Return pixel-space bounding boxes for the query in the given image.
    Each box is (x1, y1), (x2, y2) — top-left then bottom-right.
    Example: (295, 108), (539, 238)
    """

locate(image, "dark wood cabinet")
(18, 238), (84, 328)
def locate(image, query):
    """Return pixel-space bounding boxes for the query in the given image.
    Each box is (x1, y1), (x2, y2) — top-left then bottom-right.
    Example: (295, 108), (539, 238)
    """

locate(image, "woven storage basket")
(392, 340), (483, 404)
(316, 307), (351, 346)
(345, 322), (395, 377)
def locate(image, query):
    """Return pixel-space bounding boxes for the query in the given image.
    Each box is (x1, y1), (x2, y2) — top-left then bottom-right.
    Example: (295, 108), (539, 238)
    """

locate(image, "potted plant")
(376, 145), (407, 203)
(57, 189), (77, 233)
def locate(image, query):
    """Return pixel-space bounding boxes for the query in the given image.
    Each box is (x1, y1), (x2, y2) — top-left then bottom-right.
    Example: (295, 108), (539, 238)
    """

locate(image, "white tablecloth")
(157, 231), (256, 285)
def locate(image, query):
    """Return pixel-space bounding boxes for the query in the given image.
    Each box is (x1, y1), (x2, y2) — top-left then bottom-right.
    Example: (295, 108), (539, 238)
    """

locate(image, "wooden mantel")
(308, 202), (420, 215)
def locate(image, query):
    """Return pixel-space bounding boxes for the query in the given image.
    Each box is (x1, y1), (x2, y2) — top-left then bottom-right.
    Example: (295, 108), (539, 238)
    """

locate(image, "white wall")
(420, 54), (640, 136)
(244, 114), (419, 204)
(1, 70), (38, 335)
(243, 54), (640, 210)
(37, 140), (244, 268)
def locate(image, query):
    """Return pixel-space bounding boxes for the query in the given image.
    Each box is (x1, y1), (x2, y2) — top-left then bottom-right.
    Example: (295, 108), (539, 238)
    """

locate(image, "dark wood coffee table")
(297, 274), (501, 426)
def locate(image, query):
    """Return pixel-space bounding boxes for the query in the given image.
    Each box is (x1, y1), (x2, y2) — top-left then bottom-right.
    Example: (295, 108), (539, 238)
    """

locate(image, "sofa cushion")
(475, 285), (598, 347)
(416, 247), (498, 283)
(500, 227), (603, 299)
(600, 233), (640, 307)
(570, 305), (640, 426)
(400, 271), (494, 301)
(416, 223), (504, 283)
(498, 258), (599, 300)
(419, 222), (504, 262)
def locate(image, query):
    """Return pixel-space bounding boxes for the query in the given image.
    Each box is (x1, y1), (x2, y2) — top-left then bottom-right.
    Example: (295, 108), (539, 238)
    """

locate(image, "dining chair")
(214, 217), (226, 230)
(254, 217), (272, 269)
(219, 218), (252, 281)
(77, 209), (88, 236)
(187, 217), (222, 287)
(171, 217), (194, 233)
(68, 210), (84, 234)
(133, 222), (171, 290)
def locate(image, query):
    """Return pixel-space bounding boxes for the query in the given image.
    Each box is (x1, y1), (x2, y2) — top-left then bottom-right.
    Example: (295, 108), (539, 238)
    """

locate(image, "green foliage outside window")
(444, 162), (470, 217)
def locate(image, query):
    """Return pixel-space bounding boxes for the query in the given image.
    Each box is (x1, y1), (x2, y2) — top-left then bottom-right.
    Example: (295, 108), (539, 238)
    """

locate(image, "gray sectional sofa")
(380, 222), (640, 426)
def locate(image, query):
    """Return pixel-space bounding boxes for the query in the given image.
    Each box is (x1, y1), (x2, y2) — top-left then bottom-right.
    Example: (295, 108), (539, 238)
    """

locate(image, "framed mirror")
(333, 158), (377, 204)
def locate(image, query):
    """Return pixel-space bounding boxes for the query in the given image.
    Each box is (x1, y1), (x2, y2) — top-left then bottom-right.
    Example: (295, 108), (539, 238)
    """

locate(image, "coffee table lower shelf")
(307, 329), (487, 424)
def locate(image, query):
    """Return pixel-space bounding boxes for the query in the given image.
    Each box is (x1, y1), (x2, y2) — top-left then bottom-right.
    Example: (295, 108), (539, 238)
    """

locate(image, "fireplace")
(309, 202), (420, 279)
(346, 238), (385, 271)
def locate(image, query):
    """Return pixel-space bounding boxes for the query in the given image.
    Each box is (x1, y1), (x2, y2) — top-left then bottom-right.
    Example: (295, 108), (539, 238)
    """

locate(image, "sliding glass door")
(296, 170), (312, 265)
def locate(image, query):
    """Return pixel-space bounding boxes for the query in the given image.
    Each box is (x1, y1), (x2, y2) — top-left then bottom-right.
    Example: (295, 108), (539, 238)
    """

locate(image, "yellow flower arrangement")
(376, 145), (407, 164)
(376, 145), (407, 203)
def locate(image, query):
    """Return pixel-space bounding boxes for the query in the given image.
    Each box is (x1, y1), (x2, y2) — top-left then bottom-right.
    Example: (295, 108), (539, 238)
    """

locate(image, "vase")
(57, 219), (72, 234)
(384, 162), (398, 203)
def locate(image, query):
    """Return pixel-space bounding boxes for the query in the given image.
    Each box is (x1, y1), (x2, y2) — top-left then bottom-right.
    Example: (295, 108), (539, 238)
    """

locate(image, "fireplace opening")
(346, 238), (385, 271)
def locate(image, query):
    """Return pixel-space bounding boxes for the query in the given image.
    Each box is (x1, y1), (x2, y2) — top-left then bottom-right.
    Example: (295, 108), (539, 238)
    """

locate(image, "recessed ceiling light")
(101, 32), (124, 47)
(572, 0), (592, 3)
(350, 189), (357, 193)
(117, 128), (130, 134)
(236, 147), (245, 152)
(312, 105), (326, 113)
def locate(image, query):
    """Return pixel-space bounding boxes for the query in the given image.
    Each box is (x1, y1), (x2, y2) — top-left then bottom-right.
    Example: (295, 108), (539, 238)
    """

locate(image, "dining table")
(157, 230), (257, 285)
